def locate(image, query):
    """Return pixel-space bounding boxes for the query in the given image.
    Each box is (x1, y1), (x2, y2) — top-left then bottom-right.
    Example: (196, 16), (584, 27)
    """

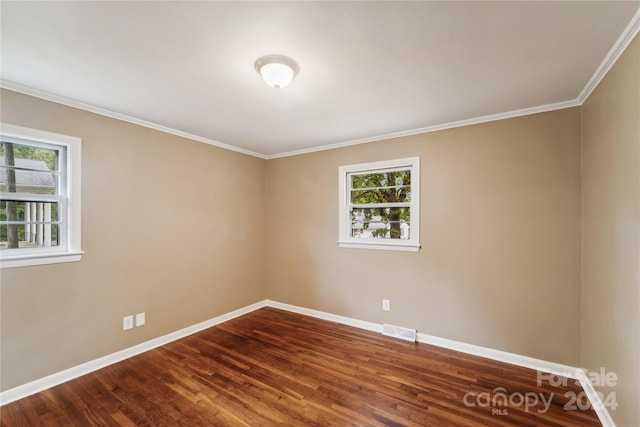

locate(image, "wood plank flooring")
(1, 307), (601, 426)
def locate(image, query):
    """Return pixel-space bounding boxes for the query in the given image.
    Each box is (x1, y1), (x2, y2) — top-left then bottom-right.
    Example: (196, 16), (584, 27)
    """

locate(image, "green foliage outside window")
(0, 143), (57, 171)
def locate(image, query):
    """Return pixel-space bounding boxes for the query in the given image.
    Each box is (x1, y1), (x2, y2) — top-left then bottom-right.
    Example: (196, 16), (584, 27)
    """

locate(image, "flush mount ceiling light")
(254, 55), (299, 89)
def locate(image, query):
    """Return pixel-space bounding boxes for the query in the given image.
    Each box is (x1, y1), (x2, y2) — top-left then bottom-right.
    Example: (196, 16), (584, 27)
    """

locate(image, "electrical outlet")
(382, 299), (390, 311)
(136, 312), (145, 327)
(123, 315), (134, 331)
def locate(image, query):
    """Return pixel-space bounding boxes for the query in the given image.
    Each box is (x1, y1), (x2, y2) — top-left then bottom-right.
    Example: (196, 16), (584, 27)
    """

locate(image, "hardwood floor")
(1, 307), (600, 426)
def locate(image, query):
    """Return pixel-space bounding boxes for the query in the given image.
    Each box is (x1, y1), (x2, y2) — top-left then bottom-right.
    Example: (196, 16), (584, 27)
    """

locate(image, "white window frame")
(338, 157), (420, 252)
(0, 123), (82, 268)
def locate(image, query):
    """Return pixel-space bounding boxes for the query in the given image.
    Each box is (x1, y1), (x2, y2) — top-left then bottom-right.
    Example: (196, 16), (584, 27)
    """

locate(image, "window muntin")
(0, 124), (82, 268)
(338, 157), (420, 251)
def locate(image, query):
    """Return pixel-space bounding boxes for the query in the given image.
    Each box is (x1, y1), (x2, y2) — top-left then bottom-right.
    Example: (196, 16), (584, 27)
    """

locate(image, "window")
(338, 157), (420, 252)
(0, 123), (82, 268)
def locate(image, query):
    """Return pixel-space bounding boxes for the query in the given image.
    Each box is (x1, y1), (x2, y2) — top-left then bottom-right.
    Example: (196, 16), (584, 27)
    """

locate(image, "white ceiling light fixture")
(255, 55), (299, 89)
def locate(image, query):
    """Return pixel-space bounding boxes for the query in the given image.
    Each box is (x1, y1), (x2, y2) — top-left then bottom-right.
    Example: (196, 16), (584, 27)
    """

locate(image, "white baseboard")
(1, 298), (614, 427)
(0, 300), (267, 406)
(264, 300), (613, 426)
(267, 300), (577, 376)
(575, 369), (616, 427)
(415, 331), (579, 378)
(265, 300), (382, 333)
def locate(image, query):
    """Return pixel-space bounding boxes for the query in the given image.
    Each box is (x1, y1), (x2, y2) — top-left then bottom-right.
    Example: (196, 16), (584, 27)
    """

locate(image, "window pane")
(0, 200), (61, 249)
(350, 170), (411, 204)
(351, 207), (410, 240)
(0, 224), (60, 250)
(351, 170), (411, 188)
(351, 172), (388, 189)
(0, 142), (59, 195)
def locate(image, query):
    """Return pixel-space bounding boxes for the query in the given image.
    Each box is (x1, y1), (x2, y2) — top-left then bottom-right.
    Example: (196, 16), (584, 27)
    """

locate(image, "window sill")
(0, 251), (84, 269)
(337, 241), (420, 252)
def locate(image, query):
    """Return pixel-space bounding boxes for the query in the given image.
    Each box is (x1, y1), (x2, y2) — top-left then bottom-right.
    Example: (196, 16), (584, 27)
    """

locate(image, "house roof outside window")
(0, 157), (56, 194)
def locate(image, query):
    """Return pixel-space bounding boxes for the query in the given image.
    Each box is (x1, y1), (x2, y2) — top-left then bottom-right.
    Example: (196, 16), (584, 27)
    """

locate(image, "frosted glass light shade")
(255, 55), (299, 88)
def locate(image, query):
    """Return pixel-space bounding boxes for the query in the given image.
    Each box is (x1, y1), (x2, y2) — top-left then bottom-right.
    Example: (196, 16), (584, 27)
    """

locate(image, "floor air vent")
(382, 324), (417, 342)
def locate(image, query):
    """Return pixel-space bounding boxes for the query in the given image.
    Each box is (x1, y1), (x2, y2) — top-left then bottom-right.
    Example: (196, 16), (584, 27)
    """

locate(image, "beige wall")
(0, 89), (267, 391)
(581, 36), (640, 427)
(266, 108), (582, 365)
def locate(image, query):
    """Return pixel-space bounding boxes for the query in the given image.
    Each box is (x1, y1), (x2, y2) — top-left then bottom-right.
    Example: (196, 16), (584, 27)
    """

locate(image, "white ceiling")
(2, 1), (639, 158)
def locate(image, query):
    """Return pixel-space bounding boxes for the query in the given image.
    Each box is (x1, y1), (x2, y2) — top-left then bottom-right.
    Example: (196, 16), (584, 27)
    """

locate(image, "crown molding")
(265, 99), (580, 159)
(0, 80), (267, 160)
(2, 5), (638, 161)
(0, 79), (582, 161)
(269, 7), (640, 160)
(577, 6), (640, 103)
